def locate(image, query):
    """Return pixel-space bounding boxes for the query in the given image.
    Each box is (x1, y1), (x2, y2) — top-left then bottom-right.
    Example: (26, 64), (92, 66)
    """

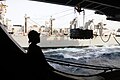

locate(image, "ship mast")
(24, 14), (30, 34)
(50, 16), (55, 35)
(0, 1), (7, 25)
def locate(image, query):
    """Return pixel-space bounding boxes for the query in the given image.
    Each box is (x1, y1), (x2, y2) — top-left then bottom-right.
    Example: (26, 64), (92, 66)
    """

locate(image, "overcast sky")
(4, 0), (120, 30)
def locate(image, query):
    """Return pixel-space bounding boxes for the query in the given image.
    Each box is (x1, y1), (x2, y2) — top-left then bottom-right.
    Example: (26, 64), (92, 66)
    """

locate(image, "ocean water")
(43, 45), (120, 76)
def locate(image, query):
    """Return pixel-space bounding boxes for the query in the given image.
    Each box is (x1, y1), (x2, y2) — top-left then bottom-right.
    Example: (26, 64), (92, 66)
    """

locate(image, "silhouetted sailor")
(27, 30), (55, 79)
(27, 30), (76, 80)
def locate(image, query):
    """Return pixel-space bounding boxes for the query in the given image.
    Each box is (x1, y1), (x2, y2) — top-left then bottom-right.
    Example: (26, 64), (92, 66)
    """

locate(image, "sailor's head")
(28, 30), (40, 44)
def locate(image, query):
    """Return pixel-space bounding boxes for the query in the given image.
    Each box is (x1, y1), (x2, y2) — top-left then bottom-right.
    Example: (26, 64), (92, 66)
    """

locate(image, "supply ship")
(1, 0), (120, 49)
(1, 1), (120, 49)
(9, 16), (120, 49)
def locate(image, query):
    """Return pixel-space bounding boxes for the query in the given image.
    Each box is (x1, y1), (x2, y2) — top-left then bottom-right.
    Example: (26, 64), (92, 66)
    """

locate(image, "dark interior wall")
(0, 24), (28, 75)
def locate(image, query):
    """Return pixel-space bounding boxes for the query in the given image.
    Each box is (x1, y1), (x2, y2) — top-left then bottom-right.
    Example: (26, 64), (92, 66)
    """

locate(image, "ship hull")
(11, 35), (120, 48)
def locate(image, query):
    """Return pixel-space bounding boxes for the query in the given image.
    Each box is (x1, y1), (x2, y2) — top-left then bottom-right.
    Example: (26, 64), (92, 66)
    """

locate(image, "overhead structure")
(30, 0), (120, 21)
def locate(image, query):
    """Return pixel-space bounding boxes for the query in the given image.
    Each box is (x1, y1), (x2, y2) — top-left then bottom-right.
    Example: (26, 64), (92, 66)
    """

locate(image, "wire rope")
(46, 57), (120, 77)
(99, 33), (112, 43)
(113, 35), (120, 45)
(98, 23), (112, 43)
(46, 57), (120, 70)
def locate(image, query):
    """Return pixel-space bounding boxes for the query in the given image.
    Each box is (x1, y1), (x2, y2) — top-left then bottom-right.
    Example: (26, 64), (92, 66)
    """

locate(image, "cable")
(54, 12), (74, 19)
(47, 59), (110, 70)
(46, 57), (120, 70)
(47, 59), (104, 77)
(46, 57), (120, 77)
(51, 9), (73, 16)
(113, 35), (120, 45)
(29, 18), (41, 27)
(53, 68), (104, 77)
(100, 33), (112, 43)
(65, 0), (72, 5)
(98, 22), (112, 43)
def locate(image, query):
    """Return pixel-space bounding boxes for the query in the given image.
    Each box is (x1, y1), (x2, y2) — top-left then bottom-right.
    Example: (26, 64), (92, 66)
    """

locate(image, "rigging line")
(46, 57), (120, 69)
(51, 9), (73, 16)
(85, 0), (120, 9)
(113, 36), (120, 45)
(53, 67), (106, 77)
(65, 0), (72, 5)
(100, 33), (112, 43)
(32, 9), (73, 19)
(47, 58), (120, 77)
(54, 12), (74, 19)
(27, 20), (38, 25)
(48, 59), (115, 77)
(27, 21), (39, 26)
(75, 0), (86, 7)
(47, 59), (110, 70)
(29, 18), (41, 27)
(98, 23), (112, 43)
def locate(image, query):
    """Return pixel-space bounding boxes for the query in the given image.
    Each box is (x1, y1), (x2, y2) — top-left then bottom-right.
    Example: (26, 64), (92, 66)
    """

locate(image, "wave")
(43, 45), (120, 75)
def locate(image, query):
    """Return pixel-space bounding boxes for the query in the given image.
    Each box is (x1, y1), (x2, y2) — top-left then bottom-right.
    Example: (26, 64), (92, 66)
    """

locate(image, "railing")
(46, 57), (120, 77)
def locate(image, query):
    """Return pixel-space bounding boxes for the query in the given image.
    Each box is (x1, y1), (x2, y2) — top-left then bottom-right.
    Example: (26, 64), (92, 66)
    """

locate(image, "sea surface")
(43, 45), (120, 76)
